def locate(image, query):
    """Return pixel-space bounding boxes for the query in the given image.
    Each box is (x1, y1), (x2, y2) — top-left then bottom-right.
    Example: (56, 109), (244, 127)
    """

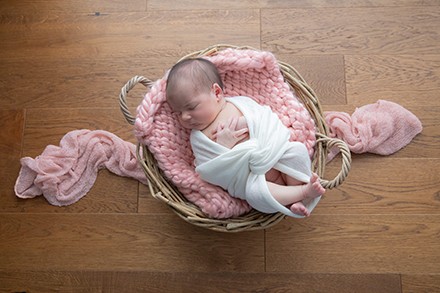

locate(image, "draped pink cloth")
(15, 130), (148, 206)
(325, 100), (422, 158)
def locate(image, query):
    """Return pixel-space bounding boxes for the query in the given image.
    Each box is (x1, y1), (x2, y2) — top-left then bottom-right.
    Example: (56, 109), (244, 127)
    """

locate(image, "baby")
(166, 58), (325, 217)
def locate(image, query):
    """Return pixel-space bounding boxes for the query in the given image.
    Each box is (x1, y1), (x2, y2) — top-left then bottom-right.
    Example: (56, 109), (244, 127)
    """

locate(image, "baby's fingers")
(234, 127), (249, 138)
(227, 117), (239, 130)
(214, 122), (225, 133)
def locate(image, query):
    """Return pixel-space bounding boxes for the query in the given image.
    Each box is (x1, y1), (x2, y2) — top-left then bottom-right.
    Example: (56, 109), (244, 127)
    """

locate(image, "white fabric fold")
(190, 96), (321, 218)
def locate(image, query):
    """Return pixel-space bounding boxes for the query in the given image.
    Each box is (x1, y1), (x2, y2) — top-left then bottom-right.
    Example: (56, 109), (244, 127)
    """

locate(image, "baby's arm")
(212, 117), (249, 149)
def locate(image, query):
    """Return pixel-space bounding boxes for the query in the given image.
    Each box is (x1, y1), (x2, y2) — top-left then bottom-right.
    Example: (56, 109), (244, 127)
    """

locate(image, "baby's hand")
(235, 116), (247, 131)
(212, 117), (249, 149)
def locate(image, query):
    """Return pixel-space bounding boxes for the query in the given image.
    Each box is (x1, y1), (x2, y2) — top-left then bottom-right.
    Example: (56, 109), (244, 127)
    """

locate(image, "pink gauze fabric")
(325, 100), (422, 158)
(134, 48), (317, 219)
(15, 129), (148, 206)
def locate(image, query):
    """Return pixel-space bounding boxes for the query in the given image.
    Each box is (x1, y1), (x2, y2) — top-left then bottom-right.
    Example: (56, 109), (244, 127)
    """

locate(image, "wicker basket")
(119, 44), (351, 232)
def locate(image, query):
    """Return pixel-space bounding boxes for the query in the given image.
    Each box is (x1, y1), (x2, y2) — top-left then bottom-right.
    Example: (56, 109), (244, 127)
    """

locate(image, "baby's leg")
(266, 168), (285, 185)
(282, 173), (311, 216)
(281, 173), (304, 186)
(290, 202), (310, 217)
(267, 173), (325, 215)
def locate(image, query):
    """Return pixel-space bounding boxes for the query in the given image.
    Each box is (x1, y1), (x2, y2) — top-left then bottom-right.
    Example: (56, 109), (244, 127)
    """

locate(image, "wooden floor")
(1, 1), (439, 292)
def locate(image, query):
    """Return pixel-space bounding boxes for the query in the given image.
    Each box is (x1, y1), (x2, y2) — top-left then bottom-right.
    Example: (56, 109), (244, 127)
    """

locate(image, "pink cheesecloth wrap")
(14, 49), (422, 219)
(15, 130), (148, 206)
(325, 100), (422, 157)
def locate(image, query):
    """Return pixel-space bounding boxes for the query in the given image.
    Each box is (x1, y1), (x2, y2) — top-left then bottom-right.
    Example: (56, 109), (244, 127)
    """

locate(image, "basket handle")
(119, 75), (154, 125)
(317, 135), (352, 189)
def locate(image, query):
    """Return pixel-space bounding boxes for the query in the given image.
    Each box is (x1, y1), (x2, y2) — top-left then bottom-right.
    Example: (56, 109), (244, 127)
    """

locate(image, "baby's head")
(166, 58), (226, 130)
(166, 58), (223, 101)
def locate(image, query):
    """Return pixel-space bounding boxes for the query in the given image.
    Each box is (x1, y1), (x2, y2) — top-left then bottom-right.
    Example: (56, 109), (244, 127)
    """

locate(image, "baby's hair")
(166, 58), (224, 101)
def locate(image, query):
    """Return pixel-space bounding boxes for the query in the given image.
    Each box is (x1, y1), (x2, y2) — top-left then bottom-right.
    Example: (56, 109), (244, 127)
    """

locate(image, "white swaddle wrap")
(190, 96), (321, 218)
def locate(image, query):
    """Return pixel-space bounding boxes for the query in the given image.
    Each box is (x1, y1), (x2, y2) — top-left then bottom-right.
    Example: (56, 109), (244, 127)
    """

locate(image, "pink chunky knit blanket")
(134, 49), (316, 218)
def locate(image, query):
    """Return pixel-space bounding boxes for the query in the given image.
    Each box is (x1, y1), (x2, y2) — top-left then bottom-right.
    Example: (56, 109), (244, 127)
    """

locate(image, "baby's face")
(168, 84), (223, 131)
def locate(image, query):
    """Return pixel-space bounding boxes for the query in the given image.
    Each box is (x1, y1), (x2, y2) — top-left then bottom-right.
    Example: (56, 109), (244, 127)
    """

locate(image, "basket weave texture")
(119, 45), (351, 232)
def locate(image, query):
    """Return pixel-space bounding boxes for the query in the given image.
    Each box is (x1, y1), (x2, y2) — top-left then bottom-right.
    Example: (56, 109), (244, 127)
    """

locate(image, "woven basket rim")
(120, 44), (351, 232)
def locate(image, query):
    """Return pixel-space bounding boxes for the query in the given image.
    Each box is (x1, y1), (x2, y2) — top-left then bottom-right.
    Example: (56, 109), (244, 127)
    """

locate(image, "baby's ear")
(212, 83), (224, 99)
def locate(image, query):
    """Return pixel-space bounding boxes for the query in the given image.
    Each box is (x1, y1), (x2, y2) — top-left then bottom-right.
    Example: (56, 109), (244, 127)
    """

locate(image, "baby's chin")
(181, 121), (204, 130)
(191, 124), (207, 131)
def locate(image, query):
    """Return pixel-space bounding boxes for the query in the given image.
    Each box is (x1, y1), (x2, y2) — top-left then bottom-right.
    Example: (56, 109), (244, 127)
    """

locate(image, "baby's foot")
(290, 201), (310, 217)
(303, 173), (325, 200)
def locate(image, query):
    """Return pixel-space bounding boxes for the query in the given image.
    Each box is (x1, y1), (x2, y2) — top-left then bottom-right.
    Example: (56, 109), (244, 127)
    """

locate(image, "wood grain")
(0, 58), (169, 109)
(0, 214), (264, 272)
(23, 108), (136, 157)
(276, 54), (346, 105)
(317, 158), (440, 215)
(138, 183), (173, 214)
(148, 0), (440, 10)
(266, 215), (440, 274)
(0, 0), (147, 14)
(0, 110), (25, 213)
(0, 110), (24, 159)
(0, 10), (260, 61)
(0, 270), (402, 293)
(262, 7), (440, 55)
(346, 55), (440, 107)
(401, 274), (440, 293)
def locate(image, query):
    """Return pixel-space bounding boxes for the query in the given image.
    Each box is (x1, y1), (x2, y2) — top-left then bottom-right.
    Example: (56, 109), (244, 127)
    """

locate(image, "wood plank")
(23, 108), (136, 156)
(0, 110), (25, 212)
(276, 54), (346, 105)
(266, 215), (440, 274)
(0, 0), (147, 14)
(0, 58), (170, 109)
(262, 7), (440, 55)
(1, 53), (344, 110)
(402, 274), (440, 293)
(345, 55), (440, 107)
(148, 0), (439, 10)
(109, 272), (402, 293)
(0, 10), (260, 61)
(138, 183), (174, 214)
(0, 214), (264, 271)
(0, 110), (24, 159)
(317, 158), (440, 215)
(0, 270), (402, 293)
